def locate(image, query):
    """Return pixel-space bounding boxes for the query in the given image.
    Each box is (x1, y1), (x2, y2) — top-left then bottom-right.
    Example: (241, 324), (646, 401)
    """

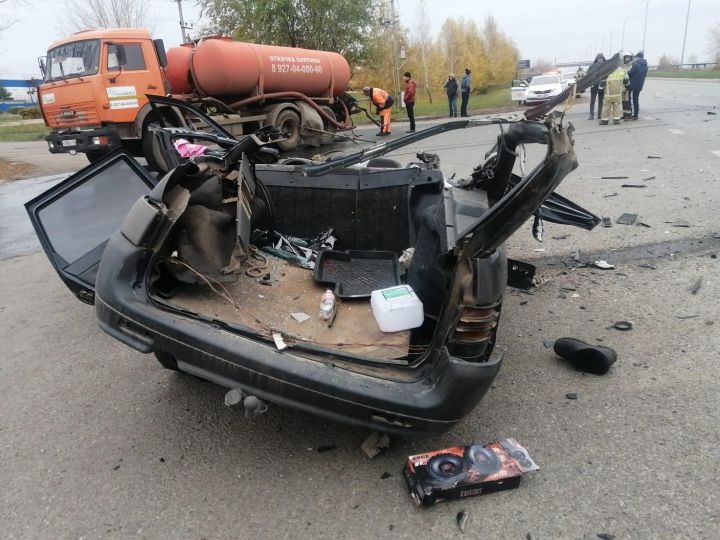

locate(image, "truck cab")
(38, 28), (167, 161)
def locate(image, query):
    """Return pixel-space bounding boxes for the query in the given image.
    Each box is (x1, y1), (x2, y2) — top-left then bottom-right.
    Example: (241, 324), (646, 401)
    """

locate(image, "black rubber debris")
(554, 337), (617, 375)
(597, 534), (616, 540)
(621, 184), (647, 188)
(647, 155), (662, 159)
(613, 321), (633, 331)
(380, 472), (392, 479)
(316, 445), (338, 453)
(566, 393), (578, 400)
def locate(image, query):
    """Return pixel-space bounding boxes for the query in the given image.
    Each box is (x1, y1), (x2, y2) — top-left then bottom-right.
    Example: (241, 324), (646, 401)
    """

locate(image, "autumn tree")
(483, 15), (519, 84)
(708, 23), (720, 66)
(0, 87), (12, 102)
(658, 54), (678, 70)
(200, 0), (376, 66)
(61, 0), (154, 31)
(412, 0), (433, 102)
(0, 0), (23, 35)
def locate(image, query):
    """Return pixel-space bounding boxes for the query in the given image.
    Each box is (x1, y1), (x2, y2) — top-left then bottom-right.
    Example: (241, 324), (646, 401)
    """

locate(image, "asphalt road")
(1, 79), (719, 539)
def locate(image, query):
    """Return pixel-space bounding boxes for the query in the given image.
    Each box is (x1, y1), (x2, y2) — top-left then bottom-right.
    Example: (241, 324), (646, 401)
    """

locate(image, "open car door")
(25, 151), (156, 304)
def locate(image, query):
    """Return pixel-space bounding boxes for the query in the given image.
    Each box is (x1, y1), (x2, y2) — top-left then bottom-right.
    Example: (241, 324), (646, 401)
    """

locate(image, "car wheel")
(274, 108), (301, 152)
(86, 151), (106, 164)
(153, 349), (179, 371)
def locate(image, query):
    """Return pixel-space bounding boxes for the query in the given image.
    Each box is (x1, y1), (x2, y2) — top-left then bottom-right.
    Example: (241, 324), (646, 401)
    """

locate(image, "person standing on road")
(363, 86), (394, 136)
(628, 51), (648, 120)
(443, 74), (459, 118)
(621, 51), (634, 119)
(460, 68), (472, 117)
(588, 53), (606, 120)
(599, 65), (629, 125)
(402, 72), (417, 133)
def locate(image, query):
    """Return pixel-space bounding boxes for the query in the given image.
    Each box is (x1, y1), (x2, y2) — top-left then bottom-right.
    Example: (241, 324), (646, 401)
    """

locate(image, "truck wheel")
(274, 109), (301, 152)
(86, 151), (106, 163)
(153, 349), (179, 371)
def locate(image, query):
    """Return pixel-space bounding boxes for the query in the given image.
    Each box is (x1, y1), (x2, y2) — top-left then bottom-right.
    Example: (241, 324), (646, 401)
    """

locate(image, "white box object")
(370, 285), (424, 332)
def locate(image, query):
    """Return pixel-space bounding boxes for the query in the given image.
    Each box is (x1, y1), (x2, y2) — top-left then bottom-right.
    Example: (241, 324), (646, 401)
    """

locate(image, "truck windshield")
(45, 40), (100, 82)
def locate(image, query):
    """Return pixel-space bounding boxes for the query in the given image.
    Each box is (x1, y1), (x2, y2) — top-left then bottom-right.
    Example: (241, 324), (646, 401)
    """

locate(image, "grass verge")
(0, 123), (50, 142)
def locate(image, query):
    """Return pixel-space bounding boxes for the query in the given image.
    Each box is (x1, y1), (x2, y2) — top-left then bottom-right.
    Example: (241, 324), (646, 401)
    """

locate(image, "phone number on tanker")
(271, 63), (323, 74)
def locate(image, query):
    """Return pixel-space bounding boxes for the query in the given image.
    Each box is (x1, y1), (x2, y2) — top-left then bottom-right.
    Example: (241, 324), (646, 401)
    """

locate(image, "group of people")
(361, 67), (473, 137)
(589, 51), (648, 125)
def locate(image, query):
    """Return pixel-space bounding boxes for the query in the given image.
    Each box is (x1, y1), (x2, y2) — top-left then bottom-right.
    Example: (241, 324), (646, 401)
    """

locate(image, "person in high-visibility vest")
(363, 86), (394, 136)
(599, 66), (629, 125)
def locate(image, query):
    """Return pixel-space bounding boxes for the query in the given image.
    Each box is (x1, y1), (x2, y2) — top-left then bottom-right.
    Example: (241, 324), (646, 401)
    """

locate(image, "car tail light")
(451, 305), (500, 343)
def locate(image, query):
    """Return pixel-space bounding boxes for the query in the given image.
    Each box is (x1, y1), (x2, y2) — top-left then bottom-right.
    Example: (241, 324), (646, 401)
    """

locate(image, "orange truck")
(37, 28), (353, 168)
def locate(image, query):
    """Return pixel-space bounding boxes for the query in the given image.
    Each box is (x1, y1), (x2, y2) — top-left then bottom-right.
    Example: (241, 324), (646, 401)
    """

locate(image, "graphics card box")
(403, 438), (539, 507)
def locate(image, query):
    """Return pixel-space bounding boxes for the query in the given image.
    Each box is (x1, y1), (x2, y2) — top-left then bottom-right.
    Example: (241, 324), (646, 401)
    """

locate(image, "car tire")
(86, 151), (106, 164)
(153, 349), (179, 371)
(274, 108), (302, 152)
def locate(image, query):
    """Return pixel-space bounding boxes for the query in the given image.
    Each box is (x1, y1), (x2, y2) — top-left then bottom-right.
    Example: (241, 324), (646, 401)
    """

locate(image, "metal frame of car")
(25, 55), (621, 435)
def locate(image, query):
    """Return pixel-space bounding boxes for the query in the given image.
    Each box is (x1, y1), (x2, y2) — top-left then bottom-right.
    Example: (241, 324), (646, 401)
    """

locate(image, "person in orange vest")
(363, 86), (394, 136)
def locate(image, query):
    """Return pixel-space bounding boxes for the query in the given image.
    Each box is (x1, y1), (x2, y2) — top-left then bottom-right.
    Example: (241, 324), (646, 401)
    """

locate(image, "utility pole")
(609, 30), (614, 54)
(642, 0), (650, 52)
(680, 0), (691, 65)
(621, 19), (628, 50)
(174, 0), (192, 43)
(379, 1), (401, 103)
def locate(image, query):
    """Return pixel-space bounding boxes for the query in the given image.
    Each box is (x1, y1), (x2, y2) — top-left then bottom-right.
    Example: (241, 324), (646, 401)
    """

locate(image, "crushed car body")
(25, 56), (620, 436)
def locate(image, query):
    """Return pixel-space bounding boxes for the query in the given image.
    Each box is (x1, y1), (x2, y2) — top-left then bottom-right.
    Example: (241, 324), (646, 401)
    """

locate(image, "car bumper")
(94, 232), (504, 437)
(46, 126), (121, 155)
(525, 95), (561, 103)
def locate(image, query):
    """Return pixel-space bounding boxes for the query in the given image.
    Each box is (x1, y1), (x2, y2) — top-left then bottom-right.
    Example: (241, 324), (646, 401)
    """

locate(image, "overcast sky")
(0, 0), (717, 81)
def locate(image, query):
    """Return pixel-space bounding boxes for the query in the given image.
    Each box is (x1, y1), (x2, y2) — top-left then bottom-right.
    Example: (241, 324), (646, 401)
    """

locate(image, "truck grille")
(44, 101), (100, 127)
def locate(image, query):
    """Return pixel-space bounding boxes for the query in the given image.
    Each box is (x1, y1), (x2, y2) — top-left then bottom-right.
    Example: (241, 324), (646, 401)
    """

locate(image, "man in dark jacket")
(588, 53), (606, 120)
(443, 74), (459, 117)
(628, 51), (649, 120)
(460, 68), (472, 117)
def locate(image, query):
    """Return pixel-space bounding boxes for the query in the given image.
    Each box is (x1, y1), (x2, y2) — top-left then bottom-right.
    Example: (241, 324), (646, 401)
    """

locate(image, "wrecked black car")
(25, 57), (618, 436)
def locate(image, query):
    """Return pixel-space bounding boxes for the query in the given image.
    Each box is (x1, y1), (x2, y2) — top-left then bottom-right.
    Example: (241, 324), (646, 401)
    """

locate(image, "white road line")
(711, 150), (720, 158)
(668, 128), (685, 135)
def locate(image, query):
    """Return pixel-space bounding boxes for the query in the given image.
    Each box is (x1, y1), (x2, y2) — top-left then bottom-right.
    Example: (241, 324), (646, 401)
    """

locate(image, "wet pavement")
(0, 173), (68, 259)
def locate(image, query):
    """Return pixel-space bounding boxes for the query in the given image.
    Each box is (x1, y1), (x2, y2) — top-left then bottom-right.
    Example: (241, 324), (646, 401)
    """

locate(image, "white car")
(525, 74), (565, 104)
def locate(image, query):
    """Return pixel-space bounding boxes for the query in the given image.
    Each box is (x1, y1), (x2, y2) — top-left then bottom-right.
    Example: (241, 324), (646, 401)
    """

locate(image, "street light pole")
(621, 19), (627, 50)
(642, 0), (650, 52)
(680, 0), (691, 65)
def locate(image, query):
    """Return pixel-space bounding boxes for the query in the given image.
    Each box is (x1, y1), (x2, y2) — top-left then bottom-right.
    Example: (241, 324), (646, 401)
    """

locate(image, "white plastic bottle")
(318, 289), (336, 320)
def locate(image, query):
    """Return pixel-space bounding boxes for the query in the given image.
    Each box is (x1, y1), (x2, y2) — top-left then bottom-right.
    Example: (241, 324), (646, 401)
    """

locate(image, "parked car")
(25, 56), (620, 436)
(511, 79), (529, 105)
(525, 74), (566, 104)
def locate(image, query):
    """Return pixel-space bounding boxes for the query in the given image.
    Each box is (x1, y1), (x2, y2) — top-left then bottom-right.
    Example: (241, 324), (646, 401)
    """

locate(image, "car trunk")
(149, 162), (459, 362)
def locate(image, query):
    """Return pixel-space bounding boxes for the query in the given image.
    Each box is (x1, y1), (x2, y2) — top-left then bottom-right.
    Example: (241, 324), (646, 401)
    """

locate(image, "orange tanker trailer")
(37, 29), (354, 169)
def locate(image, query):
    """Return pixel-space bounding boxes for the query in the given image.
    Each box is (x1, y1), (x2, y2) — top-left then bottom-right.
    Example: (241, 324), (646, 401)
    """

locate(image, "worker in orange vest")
(363, 86), (394, 136)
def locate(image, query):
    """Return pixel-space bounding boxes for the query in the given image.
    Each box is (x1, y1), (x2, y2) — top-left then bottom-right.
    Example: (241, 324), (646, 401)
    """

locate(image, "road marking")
(711, 150), (720, 158)
(668, 129), (685, 135)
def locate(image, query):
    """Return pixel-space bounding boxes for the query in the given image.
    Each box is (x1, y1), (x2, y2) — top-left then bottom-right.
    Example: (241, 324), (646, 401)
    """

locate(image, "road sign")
(517, 59), (531, 69)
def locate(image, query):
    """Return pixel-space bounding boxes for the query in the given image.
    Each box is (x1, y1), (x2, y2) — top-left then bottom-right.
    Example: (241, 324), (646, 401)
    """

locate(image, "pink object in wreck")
(173, 139), (207, 158)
